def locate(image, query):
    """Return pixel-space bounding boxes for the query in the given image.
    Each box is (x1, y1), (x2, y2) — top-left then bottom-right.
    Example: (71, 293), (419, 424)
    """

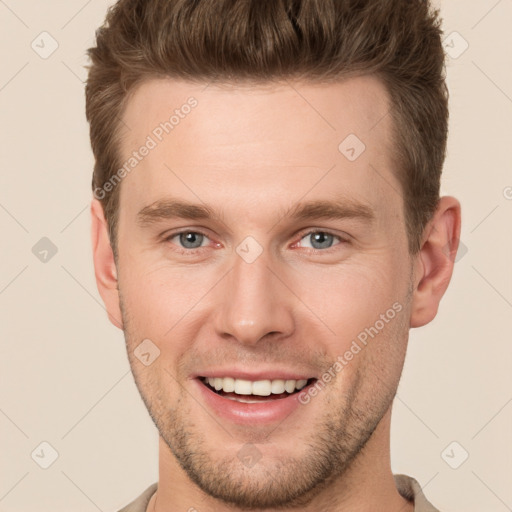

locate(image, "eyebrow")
(286, 199), (375, 224)
(136, 197), (375, 227)
(137, 200), (221, 226)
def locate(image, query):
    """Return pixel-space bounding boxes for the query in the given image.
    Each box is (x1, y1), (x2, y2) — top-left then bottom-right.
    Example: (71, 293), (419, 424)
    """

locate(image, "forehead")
(121, 75), (392, 153)
(117, 76), (401, 226)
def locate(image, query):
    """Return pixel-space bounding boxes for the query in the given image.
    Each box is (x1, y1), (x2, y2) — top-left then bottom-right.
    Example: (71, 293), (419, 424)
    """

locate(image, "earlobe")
(410, 196), (462, 328)
(90, 199), (123, 330)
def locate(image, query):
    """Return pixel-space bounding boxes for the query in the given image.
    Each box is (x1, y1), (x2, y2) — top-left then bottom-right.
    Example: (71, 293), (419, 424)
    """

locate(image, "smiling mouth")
(200, 376), (317, 403)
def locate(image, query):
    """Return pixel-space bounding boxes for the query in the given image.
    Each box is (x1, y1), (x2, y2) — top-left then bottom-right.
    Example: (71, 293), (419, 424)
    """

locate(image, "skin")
(91, 76), (461, 511)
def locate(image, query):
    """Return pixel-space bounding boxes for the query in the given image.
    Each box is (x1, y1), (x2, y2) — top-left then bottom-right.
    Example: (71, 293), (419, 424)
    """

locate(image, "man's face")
(115, 76), (415, 508)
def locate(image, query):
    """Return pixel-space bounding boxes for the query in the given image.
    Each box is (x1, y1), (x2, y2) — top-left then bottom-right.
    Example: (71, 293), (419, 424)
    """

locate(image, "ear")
(90, 199), (123, 329)
(410, 196), (462, 328)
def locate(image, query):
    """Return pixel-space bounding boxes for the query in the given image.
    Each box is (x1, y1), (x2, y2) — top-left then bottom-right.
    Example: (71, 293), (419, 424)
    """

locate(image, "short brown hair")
(85, 0), (448, 255)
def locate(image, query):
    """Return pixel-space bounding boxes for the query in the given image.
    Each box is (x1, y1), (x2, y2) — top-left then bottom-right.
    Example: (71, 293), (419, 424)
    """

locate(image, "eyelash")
(163, 229), (349, 255)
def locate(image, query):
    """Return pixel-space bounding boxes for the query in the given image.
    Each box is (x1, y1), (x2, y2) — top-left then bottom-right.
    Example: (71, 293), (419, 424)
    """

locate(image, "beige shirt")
(117, 474), (440, 511)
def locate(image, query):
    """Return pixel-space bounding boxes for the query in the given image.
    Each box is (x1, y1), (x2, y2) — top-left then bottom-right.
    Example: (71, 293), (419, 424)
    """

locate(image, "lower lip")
(193, 378), (314, 425)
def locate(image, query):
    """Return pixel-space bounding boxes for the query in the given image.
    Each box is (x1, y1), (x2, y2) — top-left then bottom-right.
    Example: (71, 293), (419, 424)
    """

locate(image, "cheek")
(119, 270), (194, 396)
(290, 260), (410, 391)
(119, 260), (203, 326)
(118, 261), (220, 372)
(292, 260), (404, 342)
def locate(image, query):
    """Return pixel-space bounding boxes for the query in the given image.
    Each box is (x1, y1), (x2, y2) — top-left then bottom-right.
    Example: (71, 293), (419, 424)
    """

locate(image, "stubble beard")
(118, 283), (411, 510)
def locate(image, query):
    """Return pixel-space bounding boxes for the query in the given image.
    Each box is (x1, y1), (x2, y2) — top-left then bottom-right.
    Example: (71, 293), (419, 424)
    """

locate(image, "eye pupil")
(180, 232), (203, 248)
(310, 232), (333, 249)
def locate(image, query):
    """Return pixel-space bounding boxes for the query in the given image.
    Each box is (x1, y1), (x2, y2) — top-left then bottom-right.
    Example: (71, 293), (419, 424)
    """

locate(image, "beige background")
(1, 1), (511, 510)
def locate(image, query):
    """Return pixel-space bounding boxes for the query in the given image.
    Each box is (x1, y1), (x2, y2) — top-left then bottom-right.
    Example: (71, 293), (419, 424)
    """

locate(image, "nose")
(213, 247), (296, 346)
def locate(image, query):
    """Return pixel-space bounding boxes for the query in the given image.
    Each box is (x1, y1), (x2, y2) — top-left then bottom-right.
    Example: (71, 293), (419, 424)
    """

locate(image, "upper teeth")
(203, 377), (309, 396)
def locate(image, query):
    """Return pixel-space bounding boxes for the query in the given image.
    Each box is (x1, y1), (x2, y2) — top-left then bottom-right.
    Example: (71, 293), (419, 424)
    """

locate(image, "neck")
(148, 407), (413, 512)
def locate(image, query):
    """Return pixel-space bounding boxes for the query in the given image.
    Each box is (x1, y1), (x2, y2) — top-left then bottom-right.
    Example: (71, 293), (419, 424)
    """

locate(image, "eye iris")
(177, 232), (335, 250)
(311, 232), (333, 249)
(180, 232), (203, 249)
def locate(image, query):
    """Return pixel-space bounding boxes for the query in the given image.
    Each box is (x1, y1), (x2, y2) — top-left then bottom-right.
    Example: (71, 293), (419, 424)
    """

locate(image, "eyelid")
(293, 228), (349, 250)
(162, 228), (214, 253)
(162, 227), (350, 254)
(163, 228), (211, 240)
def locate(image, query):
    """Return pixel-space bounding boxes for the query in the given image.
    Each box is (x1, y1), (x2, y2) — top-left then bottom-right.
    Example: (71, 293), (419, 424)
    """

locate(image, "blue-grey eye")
(175, 231), (205, 249)
(300, 232), (339, 250)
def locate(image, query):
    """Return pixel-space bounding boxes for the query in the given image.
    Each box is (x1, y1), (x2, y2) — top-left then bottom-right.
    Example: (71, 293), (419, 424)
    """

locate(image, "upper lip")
(192, 369), (316, 381)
